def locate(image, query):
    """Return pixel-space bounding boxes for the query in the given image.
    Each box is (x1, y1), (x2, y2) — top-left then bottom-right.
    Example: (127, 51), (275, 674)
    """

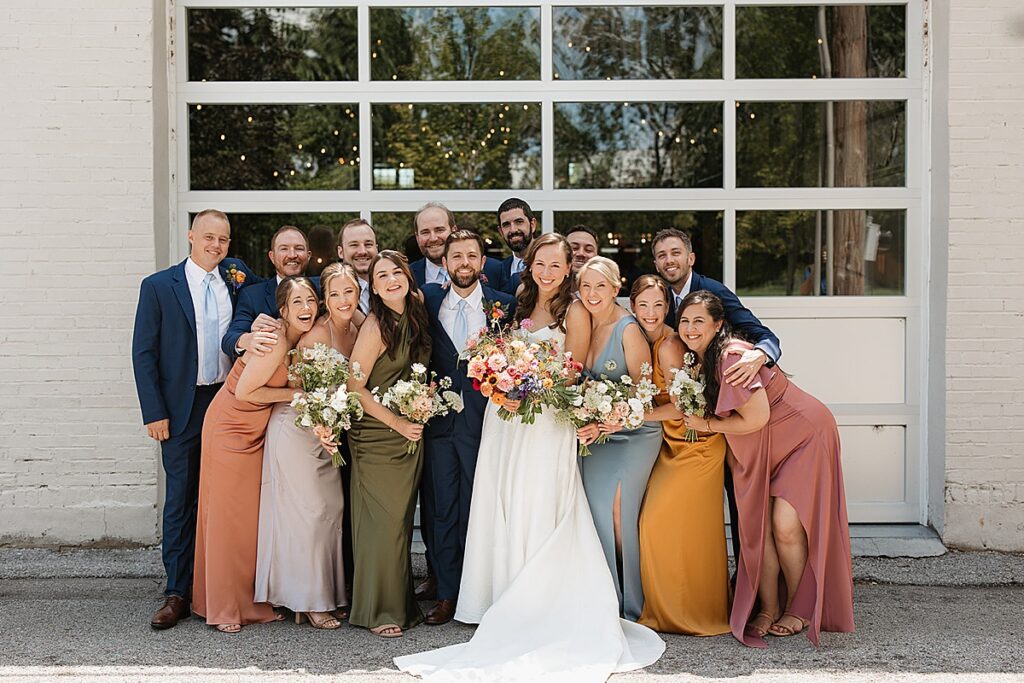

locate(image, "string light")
(220, 134), (226, 140)
(320, 147), (326, 154)
(196, 104), (202, 110)
(247, 115), (253, 123)
(334, 129), (339, 135)
(239, 154), (245, 161)
(297, 143), (303, 150)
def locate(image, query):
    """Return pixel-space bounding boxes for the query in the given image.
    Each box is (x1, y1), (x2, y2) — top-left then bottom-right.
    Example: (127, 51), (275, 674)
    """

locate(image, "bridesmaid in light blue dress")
(576, 257), (663, 622)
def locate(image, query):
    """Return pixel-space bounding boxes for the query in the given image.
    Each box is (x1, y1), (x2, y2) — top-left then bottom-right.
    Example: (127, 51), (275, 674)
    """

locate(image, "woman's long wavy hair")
(678, 290), (732, 414)
(514, 233), (575, 332)
(368, 250), (430, 360)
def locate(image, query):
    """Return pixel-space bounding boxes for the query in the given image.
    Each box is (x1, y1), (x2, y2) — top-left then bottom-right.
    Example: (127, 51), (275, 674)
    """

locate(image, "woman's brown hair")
(367, 250), (430, 359)
(678, 290), (732, 414)
(275, 276), (319, 323)
(514, 233), (575, 332)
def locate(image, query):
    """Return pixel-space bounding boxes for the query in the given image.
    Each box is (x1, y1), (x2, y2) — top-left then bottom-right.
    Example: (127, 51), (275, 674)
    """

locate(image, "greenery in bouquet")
(373, 363), (464, 455)
(563, 363), (657, 456)
(667, 351), (708, 442)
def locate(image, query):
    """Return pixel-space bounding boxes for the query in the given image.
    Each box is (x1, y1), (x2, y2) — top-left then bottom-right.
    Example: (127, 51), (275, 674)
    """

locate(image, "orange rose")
(235, 272), (246, 284)
(480, 382), (494, 398)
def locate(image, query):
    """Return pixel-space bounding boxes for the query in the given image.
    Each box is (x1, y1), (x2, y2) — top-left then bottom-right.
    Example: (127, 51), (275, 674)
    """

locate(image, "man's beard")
(505, 231), (531, 253)
(451, 270), (480, 288)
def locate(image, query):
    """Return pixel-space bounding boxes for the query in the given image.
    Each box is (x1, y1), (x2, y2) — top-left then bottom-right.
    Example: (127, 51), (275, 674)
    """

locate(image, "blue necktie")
(438, 269), (450, 286)
(202, 272), (220, 384)
(453, 299), (469, 352)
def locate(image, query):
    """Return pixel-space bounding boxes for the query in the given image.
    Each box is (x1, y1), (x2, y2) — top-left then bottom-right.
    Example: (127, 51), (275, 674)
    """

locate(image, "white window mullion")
(723, 208), (737, 291)
(357, 4), (372, 198)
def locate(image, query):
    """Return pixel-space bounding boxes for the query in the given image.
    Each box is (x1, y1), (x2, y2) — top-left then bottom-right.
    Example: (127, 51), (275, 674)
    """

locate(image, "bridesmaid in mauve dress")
(345, 251), (431, 638)
(254, 264), (363, 629)
(629, 276), (731, 636)
(676, 290), (855, 648)
(576, 258), (662, 622)
(193, 277), (319, 633)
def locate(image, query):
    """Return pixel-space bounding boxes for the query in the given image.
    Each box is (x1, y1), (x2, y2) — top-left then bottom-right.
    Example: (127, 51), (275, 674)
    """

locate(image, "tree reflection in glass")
(555, 102), (723, 189)
(371, 211), (508, 264)
(187, 8), (357, 81)
(371, 7), (540, 81)
(553, 6), (722, 80)
(189, 104), (359, 191)
(372, 103), (541, 190)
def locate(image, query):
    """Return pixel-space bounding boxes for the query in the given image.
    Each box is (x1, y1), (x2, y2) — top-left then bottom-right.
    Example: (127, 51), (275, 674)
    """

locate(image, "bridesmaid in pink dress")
(676, 290), (854, 649)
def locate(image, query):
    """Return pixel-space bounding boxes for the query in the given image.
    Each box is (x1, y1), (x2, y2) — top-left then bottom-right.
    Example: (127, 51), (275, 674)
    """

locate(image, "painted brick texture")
(945, 0), (1024, 550)
(0, 2), (158, 544)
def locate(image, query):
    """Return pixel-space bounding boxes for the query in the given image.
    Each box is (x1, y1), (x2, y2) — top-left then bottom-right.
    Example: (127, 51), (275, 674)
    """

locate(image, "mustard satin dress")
(638, 334), (731, 635)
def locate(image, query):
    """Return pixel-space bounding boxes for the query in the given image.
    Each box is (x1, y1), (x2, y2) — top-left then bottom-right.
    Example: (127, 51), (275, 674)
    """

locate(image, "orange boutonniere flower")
(484, 299), (506, 330)
(224, 264), (246, 292)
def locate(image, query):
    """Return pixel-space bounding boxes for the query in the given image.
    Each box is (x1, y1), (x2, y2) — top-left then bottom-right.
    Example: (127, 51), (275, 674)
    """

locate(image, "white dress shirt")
(510, 255), (525, 275)
(672, 270), (695, 313)
(425, 259), (449, 286)
(185, 257), (232, 385)
(438, 282), (487, 353)
(358, 277), (371, 314)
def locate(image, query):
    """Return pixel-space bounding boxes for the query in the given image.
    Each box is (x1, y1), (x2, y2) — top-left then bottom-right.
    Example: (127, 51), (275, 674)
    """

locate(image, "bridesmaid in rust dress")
(193, 277), (319, 633)
(677, 290), (854, 649)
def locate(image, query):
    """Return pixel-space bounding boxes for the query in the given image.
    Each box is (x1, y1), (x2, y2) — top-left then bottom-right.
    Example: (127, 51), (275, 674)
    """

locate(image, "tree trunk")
(832, 6), (868, 295)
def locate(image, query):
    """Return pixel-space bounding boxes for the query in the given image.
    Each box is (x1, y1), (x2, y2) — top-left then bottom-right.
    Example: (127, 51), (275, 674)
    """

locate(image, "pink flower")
(496, 375), (515, 393)
(312, 424), (333, 439)
(520, 318), (534, 331)
(467, 358), (487, 379)
(412, 395), (433, 417)
(487, 353), (508, 372)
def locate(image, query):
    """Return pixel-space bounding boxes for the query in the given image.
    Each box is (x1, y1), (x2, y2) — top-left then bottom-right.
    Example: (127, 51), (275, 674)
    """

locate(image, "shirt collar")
(425, 259), (446, 283)
(675, 270), (694, 302)
(444, 281), (483, 309)
(185, 257), (217, 285)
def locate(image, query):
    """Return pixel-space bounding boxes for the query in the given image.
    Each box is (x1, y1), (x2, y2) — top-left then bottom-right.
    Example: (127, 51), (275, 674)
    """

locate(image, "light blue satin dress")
(580, 314), (663, 621)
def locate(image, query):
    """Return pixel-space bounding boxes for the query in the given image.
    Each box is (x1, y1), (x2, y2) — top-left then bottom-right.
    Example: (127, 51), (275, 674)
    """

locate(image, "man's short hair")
(651, 228), (693, 255)
(338, 218), (375, 246)
(413, 202), (456, 232)
(270, 225), (307, 249)
(497, 197), (534, 223)
(191, 209), (230, 231)
(443, 229), (486, 258)
(565, 224), (600, 246)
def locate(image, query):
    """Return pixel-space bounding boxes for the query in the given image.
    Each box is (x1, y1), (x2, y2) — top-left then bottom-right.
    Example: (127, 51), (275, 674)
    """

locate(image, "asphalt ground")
(1, 549), (1022, 682)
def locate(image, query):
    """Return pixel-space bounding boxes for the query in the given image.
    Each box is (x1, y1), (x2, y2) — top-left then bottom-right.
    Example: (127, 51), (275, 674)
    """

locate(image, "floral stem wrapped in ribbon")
(667, 352), (708, 443)
(462, 318), (581, 425)
(288, 343), (364, 467)
(374, 363), (464, 456)
(563, 363), (658, 457)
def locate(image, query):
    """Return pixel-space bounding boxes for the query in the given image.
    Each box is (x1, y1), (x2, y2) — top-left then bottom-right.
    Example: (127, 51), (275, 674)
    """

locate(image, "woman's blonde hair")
(577, 255), (621, 290)
(320, 262), (361, 297)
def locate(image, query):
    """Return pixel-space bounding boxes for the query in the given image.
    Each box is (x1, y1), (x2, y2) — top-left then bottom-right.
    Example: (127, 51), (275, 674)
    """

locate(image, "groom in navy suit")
(419, 230), (515, 625)
(652, 227), (781, 571)
(491, 197), (538, 295)
(131, 210), (258, 629)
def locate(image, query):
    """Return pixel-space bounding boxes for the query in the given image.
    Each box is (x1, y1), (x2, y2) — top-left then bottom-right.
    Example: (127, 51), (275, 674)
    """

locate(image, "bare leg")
(612, 483), (624, 591)
(768, 497), (809, 636)
(747, 504), (782, 637)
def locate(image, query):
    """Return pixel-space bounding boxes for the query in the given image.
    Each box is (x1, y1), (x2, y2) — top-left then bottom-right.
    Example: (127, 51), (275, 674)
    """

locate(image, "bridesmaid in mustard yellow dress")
(630, 275), (731, 636)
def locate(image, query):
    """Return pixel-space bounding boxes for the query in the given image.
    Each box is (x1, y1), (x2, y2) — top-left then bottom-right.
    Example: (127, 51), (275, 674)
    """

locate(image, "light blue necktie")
(438, 269), (450, 286)
(453, 299), (469, 352)
(201, 272), (220, 384)
(512, 258), (524, 275)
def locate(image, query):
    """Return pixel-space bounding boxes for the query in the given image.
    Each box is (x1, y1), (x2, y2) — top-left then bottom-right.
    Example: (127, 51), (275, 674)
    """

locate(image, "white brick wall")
(0, 1), (159, 544)
(945, 0), (1024, 550)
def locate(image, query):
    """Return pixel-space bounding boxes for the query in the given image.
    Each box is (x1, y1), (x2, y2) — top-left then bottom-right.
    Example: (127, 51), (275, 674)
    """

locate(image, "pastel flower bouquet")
(462, 319), (581, 424)
(287, 343), (364, 467)
(667, 352), (708, 442)
(563, 363), (658, 457)
(374, 363), (464, 455)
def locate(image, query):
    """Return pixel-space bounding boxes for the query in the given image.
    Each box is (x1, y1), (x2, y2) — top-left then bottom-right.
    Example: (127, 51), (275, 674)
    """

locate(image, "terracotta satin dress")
(637, 334), (731, 635)
(192, 358), (287, 626)
(718, 341), (855, 648)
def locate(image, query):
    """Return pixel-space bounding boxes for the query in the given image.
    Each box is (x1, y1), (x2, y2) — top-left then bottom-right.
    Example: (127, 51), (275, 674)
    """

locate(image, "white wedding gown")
(395, 326), (665, 682)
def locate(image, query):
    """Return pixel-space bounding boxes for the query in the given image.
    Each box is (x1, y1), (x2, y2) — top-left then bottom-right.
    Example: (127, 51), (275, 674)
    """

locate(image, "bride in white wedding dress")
(395, 233), (665, 682)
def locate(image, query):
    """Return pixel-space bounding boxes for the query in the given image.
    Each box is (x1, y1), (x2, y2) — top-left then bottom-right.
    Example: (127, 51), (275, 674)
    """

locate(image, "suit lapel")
(263, 278), (277, 317)
(172, 260), (197, 334)
(428, 290), (459, 359)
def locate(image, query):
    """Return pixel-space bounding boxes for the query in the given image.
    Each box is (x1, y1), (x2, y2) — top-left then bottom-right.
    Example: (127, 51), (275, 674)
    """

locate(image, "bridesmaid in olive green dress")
(346, 250), (432, 638)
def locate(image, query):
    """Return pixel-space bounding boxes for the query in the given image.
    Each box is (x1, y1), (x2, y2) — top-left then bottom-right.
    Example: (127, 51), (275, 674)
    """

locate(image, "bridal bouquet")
(667, 352), (708, 442)
(462, 319), (581, 424)
(563, 364), (658, 457)
(287, 343), (364, 467)
(373, 363), (464, 455)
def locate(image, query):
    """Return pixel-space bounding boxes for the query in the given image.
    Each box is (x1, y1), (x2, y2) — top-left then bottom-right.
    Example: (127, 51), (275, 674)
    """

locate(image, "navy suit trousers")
(159, 383), (219, 599)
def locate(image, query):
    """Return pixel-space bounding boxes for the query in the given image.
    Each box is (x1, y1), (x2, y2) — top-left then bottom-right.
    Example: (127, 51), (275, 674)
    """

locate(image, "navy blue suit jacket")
(222, 275), (320, 359)
(132, 257), (258, 437)
(669, 271), (782, 363)
(422, 283), (516, 436)
(412, 256), (506, 291)
(492, 255), (523, 295)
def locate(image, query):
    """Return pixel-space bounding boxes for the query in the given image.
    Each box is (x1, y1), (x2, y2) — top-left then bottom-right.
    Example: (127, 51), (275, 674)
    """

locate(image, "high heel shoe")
(295, 611), (342, 630)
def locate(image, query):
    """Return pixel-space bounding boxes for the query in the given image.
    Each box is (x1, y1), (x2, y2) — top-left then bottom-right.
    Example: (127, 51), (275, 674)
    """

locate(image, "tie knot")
(456, 298), (468, 311)
(204, 272), (215, 284)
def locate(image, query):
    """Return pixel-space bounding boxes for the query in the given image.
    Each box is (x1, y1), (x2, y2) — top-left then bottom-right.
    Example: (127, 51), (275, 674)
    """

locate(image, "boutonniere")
(478, 272), (490, 285)
(223, 264), (246, 293)
(483, 299), (506, 330)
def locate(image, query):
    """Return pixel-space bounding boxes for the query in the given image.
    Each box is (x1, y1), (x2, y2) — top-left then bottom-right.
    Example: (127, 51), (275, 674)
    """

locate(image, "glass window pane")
(370, 8), (541, 81)
(187, 212), (359, 279)
(736, 100), (905, 188)
(554, 211), (723, 292)
(553, 6), (722, 80)
(370, 211), (508, 261)
(737, 5), (905, 79)
(372, 103), (541, 190)
(189, 104), (359, 191)
(555, 102), (723, 189)
(187, 8), (358, 81)
(736, 209), (905, 296)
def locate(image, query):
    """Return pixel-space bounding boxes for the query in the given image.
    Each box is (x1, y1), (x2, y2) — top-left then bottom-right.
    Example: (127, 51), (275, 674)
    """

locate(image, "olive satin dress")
(346, 312), (430, 630)
(637, 334), (731, 635)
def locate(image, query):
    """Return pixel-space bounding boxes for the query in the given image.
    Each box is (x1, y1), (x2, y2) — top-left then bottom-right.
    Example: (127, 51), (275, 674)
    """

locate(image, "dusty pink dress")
(716, 341), (854, 648)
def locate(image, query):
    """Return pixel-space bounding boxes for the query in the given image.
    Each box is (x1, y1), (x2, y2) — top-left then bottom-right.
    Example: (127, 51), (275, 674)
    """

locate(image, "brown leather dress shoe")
(414, 575), (437, 601)
(424, 599), (457, 626)
(151, 595), (190, 630)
